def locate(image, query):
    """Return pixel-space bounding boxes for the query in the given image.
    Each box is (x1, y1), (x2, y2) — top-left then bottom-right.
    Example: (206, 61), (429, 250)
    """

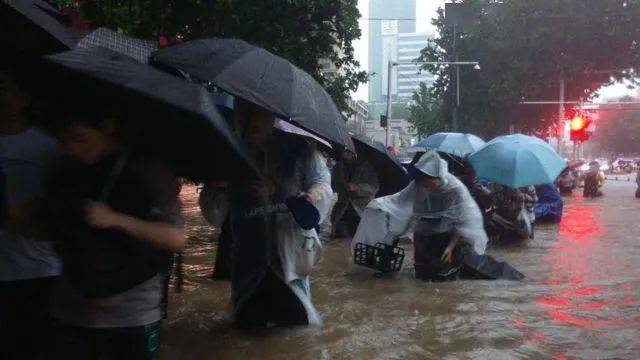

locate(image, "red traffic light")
(569, 115), (587, 131)
(568, 114), (592, 142)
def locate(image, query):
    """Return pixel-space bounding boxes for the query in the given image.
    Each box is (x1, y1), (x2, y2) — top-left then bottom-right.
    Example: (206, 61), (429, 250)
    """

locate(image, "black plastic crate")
(354, 242), (405, 273)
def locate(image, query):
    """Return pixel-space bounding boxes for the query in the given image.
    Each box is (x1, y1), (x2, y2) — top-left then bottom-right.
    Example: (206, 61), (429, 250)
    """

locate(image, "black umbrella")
(32, 0), (60, 16)
(78, 27), (157, 64)
(1, 0), (75, 54)
(42, 46), (260, 181)
(151, 38), (355, 153)
(352, 134), (407, 197)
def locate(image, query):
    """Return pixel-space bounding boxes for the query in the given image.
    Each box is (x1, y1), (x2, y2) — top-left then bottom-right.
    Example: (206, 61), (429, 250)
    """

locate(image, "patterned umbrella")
(78, 27), (157, 64)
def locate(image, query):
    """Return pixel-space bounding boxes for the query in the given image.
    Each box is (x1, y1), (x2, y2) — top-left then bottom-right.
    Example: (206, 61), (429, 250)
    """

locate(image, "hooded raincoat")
(203, 133), (332, 325)
(352, 151), (488, 255)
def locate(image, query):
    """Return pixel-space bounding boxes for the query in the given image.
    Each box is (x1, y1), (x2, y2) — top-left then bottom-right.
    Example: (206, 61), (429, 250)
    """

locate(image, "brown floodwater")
(160, 180), (640, 359)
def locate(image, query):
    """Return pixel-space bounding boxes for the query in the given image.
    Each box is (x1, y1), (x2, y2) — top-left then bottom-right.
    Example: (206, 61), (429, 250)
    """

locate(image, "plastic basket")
(353, 242), (405, 273)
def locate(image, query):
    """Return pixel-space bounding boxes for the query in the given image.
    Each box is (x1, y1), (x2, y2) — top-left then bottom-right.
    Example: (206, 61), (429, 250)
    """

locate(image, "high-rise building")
(396, 32), (434, 100)
(368, 0), (417, 103)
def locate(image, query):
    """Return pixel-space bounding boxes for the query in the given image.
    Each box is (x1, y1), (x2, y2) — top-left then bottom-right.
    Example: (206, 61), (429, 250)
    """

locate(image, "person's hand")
(85, 201), (122, 229)
(346, 183), (358, 192)
(297, 191), (316, 204)
(441, 243), (456, 264)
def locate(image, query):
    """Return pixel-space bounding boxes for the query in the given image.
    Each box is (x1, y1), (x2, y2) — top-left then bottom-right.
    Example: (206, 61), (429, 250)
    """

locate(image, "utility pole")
(557, 76), (565, 155)
(451, 23), (458, 131)
(385, 60), (393, 147)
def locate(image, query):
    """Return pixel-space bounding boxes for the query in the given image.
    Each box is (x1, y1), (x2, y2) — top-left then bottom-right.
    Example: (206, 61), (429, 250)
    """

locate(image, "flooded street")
(161, 180), (640, 359)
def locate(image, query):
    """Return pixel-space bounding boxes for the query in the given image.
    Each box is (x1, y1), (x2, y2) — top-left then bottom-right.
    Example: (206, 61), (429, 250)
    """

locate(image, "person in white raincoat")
(202, 99), (332, 327)
(352, 151), (523, 281)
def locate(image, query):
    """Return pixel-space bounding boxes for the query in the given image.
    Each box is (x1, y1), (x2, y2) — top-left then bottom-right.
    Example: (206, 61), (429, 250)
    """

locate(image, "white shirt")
(0, 128), (62, 281)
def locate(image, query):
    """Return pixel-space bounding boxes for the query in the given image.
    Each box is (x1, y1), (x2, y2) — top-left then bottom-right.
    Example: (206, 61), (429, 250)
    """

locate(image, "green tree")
(593, 96), (640, 155)
(56, 0), (367, 116)
(420, 0), (640, 137)
(407, 82), (446, 138)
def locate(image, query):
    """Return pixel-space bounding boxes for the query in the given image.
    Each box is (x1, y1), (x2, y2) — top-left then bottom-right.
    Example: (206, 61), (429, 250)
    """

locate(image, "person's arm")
(298, 150), (333, 222)
(441, 232), (461, 264)
(85, 201), (186, 252)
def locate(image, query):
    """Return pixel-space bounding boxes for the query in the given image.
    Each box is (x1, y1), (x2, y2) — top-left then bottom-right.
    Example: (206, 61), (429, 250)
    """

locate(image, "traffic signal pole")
(451, 24), (458, 131)
(385, 60), (393, 147)
(557, 76), (565, 155)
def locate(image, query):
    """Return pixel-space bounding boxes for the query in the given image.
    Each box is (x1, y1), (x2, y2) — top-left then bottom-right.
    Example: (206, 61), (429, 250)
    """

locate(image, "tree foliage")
(407, 82), (446, 138)
(593, 96), (640, 155)
(55, 0), (367, 115)
(420, 0), (640, 138)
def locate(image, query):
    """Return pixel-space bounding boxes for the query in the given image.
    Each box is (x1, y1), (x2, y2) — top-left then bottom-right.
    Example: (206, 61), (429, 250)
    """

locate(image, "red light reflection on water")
(557, 204), (603, 245)
(536, 203), (621, 329)
(513, 202), (636, 356)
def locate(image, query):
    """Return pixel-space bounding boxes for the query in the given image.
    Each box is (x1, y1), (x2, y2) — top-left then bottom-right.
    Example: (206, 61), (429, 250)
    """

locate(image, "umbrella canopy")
(415, 132), (485, 157)
(1, 0), (75, 54)
(78, 27), (157, 64)
(32, 0), (60, 15)
(468, 134), (567, 188)
(352, 134), (407, 196)
(151, 38), (355, 153)
(275, 119), (332, 150)
(42, 46), (260, 181)
(567, 159), (585, 170)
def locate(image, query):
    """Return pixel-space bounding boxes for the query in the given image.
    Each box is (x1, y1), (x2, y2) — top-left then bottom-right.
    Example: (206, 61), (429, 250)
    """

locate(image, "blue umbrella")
(468, 134), (567, 188)
(416, 132), (485, 157)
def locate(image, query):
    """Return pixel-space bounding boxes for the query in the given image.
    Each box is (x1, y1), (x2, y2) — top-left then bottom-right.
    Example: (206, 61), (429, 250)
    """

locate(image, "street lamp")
(384, 60), (481, 146)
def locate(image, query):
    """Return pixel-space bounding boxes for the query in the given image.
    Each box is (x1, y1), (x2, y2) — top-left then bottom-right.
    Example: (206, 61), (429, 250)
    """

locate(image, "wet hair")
(31, 92), (120, 136)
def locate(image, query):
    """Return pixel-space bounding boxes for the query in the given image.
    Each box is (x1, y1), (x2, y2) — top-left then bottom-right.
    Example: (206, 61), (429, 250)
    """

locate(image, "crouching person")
(353, 151), (523, 281)
(488, 184), (537, 243)
(45, 109), (184, 359)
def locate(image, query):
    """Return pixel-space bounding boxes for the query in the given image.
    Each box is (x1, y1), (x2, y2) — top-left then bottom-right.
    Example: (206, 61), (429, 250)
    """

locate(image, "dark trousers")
(413, 232), (464, 282)
(235, 269), (308, 329)
(414, 232), (525, 281)
(52, 320), (161, 360)
(0, 277), (56, 360)
(211, 217), (233, 280)
(331, 200), (360, 238)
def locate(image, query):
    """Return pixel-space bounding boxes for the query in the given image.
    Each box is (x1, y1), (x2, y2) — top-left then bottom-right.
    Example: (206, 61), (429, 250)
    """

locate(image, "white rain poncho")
(201, 138), (332, 326)
(352, 151), (488, 255)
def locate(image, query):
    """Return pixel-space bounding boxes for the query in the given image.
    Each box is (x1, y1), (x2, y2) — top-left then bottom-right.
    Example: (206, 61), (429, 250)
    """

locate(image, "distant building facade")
(346, 98), (369, 135)
(368, 0), (417, 103)
(396, 32), (435, 100)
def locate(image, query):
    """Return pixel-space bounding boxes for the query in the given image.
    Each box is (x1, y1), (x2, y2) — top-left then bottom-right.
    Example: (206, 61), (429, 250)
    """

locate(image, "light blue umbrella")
(416, 132), (486, 157)
(468, 134), (567, 188)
